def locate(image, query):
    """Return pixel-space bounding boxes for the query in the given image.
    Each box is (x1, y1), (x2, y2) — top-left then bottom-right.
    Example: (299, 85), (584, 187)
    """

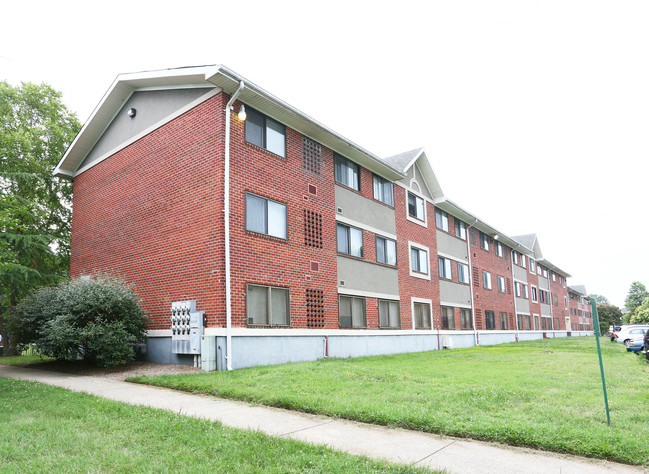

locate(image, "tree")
(624, 281), (649, 317)
(588, 294), (609, 305)
(0, 81), (80, 355)
(630, 298), (649, 324)
(595, 304), (623, 335)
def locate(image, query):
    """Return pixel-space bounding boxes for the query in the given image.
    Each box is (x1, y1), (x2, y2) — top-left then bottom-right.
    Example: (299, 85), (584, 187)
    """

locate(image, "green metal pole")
(591, 299), (611, 425)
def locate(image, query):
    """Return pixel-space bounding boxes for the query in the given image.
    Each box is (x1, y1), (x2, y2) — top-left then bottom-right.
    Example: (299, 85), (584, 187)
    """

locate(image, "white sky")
(2, 0), (647, 307)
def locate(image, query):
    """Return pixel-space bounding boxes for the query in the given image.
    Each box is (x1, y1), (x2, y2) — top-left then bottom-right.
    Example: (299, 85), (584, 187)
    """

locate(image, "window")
(245, 193), (287, 239)
(495, 242), (503, 257)
(512, 251), (519, 264)
(376, 236), (397, 266)
(435, 209), (449, 232)
(458, 263), (470, 284)
(485, 310), (495, 330)
(461, 309), (473, 329)
(334, 154), (360, 191)
(438, 257), (452, 279)
(441, 306), (455, 329)
(552, 272), (556, 282)
(543, 268), (548, 278)
(410, 246), (429, 275)
(246, 283), (290, 326)
(482, 271), (492, 290)
(564, 296), (568, 309)
(407, 192), (425, 221)
(553, 294), (559, 306)
(337, 223), (363, 257)
(373, 175), (394, 206)
(499, 312), (509, 330)
(413, 302), (431, 329)
(540, 289), (549, 304)
(378, 300), (400, 328)
(479, 232), (489, 251)
(534, 315), (540, 330)
(454, 218), (467, 240)
(515, 282), (528, 298)
(517, 314), (524, 330)
(339, 295), (366, 328)
(497, 275), (506, 293)
(529, 259), (536, 273)
(245, 107), (286, 157)
(520, 255), (527, 268)
(524, 314), (531, 330)
(531, 286), (538, 302)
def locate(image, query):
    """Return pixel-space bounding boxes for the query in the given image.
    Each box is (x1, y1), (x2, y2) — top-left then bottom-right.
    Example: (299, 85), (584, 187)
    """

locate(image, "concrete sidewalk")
(0, 365), (643, 474)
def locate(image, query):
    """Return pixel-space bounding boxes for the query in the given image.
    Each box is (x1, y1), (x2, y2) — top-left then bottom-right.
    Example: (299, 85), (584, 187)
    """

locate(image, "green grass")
(0, 378), (428, 473)
(0, 354), (54, 366)
(130, 337), (649, 466)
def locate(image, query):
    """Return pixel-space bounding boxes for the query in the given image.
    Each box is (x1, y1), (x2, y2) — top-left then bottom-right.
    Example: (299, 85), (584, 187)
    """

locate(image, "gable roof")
(568, 285), (588, 296)
(55, 65), (404, 181)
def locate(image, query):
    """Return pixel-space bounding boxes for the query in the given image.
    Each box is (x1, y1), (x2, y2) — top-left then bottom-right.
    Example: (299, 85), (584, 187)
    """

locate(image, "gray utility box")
(171, 300), (204, 354)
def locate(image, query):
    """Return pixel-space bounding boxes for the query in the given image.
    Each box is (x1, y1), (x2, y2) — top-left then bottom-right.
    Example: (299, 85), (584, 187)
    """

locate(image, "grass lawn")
(0, 354), (54, 366)
(130, 336), (649, 466)
(0, 378), (428, 473)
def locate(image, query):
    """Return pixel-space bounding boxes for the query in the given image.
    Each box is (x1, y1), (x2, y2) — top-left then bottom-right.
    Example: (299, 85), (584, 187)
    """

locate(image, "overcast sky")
(2, 1), (647, 307)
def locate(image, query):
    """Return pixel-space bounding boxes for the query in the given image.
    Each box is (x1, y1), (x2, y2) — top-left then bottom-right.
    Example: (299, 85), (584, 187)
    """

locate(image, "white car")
(612, 325), (649, 344)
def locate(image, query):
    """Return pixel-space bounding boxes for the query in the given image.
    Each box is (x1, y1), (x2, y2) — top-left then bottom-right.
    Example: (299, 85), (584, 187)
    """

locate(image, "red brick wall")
(394, 186), (440, 329)
(71, 93), (227, 330)
(469, 230), (516, 330)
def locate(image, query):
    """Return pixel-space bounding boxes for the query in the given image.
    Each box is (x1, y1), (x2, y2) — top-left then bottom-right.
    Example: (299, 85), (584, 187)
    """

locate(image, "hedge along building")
(55, 65), (593, 370)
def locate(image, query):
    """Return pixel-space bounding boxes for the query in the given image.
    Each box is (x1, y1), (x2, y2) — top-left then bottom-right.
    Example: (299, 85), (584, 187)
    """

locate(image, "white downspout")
(224, 81), (245, 371)
(511, 249), (520, 341)
(466, 219), (479, 346)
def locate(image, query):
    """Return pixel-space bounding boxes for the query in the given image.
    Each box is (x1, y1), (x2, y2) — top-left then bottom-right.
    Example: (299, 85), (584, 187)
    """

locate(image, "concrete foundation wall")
(143, 330), (593, 370)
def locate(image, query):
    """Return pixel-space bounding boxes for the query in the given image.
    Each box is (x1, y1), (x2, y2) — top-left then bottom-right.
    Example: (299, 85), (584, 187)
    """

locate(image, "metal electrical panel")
(171, 300), (204, 354)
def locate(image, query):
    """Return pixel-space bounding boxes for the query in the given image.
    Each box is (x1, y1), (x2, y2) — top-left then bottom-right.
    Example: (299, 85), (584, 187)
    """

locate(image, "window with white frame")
(435, 209), (449, 232)
(461, 309), (473, 329)
(245, 107), (286, 157)
(543, 268), (548, 278)
(245, 192), (287, 239)
(334, 153), (360, 191)
(378, 299), (400, 328)
(480, 231), (490, 251)
(512, 251), (519, 264)
(515, 282), (529, 299)
(531, 286), (538, 302)
(454, 218), (467, 240)
(246, 283), (290, 326)
(413, 301), (431, 329)
(529, 259), (536, 273)
(337, 223), (363, 258)
(497, 275), (506, 293)
(438, 256), (452, 280)
(521, 255), (527, 268)
(458, 262), (470, 284)
(373, 174), (394, 206)
(410, 245), (429, 276)
(407, 192), (425, 221)
(483, 271), (492, 290)
(552, 272), (556, 282)
(441, 306), (455, 329)
(564, 296), (568, 309)
(339, 295), (366, 328)
(376, 236), (397, 266)
(495, 242), (503, 257)
(537, 264), (542, 276)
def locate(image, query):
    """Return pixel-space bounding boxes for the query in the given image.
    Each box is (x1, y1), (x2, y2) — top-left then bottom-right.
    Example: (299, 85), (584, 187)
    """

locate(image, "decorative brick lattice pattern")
(304, 210), (323, 248)
(302, 137), (322, 176)
(306, 289), (325, 328)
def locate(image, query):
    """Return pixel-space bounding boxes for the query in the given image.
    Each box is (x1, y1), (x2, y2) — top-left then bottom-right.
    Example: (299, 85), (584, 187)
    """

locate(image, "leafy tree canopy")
(630, 298), (649, 325)
(588, 294), (609, 305)
(595, 304), (623, 335)
(625, 281), (649, 316)
(0, 80), (80, 355)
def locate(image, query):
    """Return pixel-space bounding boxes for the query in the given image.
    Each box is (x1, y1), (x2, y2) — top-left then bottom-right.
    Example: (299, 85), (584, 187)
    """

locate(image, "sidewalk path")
(1, 365), (644, 474)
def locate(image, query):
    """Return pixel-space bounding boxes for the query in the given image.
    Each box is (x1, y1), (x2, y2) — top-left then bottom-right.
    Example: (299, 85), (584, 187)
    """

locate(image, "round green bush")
(14, 276), (149, 367)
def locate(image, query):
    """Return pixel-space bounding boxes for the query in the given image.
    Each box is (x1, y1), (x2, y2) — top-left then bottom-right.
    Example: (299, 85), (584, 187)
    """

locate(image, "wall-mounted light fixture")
(127, 107), (137, 118)
(237, 104), (246, 121)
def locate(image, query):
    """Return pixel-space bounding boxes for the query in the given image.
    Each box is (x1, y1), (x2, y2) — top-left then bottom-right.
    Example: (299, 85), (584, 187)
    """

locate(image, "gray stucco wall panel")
(436, 231), (468, 259)
(513, 266), (528, 281)
(516, 298), (530, 314)
(335, 186), (396, 235)
(439, 280), (472, 306)
(337, 256), (399, 295)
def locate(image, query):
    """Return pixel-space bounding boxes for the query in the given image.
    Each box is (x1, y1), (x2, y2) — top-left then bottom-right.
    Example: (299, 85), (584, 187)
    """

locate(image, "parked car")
(625, 335), (645, 353)
(612, 325), (649, 344)
(610, 325), (622, 341)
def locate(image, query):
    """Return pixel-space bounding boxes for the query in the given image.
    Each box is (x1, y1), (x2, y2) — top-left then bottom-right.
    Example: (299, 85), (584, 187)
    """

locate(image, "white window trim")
(408, 241), (431, 280)
(482, 270), (492, 290)
(497, 275), (506, 293)
(411, 297), (433, 331)
(405, 189), (428, 228)
(531, 285), (538, 303)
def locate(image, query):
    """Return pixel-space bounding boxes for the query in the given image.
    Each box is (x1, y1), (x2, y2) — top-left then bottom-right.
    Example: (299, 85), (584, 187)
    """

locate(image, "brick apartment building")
(54, 65), (593, 370)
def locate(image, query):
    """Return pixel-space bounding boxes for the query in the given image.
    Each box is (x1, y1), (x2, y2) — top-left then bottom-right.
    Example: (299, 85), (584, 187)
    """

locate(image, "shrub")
(14, 276), (149, 367)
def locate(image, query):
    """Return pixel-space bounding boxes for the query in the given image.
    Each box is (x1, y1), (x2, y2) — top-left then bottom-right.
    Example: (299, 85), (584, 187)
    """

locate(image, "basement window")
(246, 283), (290, 326)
